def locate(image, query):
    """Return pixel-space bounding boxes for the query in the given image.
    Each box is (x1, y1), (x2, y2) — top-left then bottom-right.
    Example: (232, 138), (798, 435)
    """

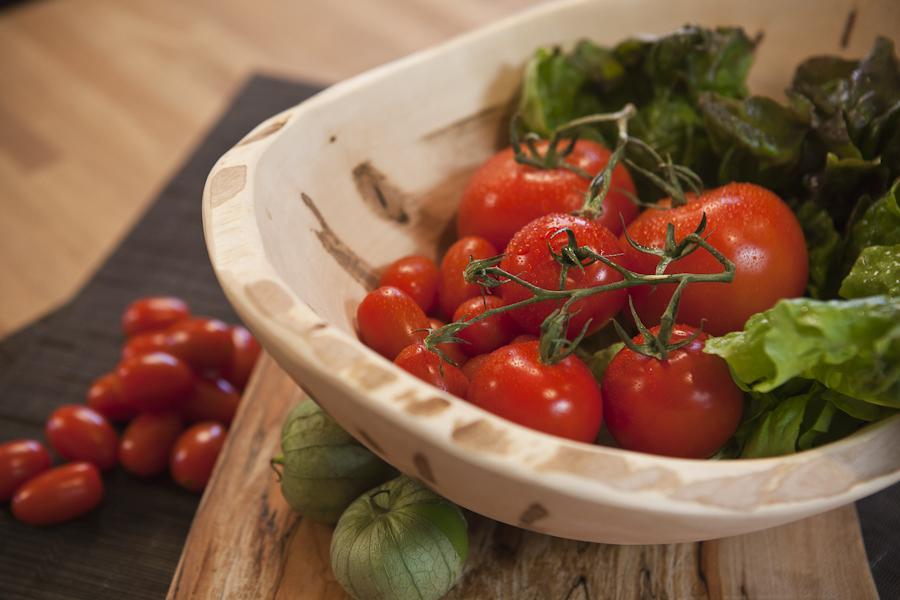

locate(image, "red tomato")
(499, 213), (627, 337)
(86, 372), (136, 422)
(45, 405), (118, 470)
(0, 440), (51, 502)
(511, 334), (538, 344)
(621, 183), (808, 335)
(426, 318), (469, 366)
(166, 318), (234, 372)
(122, 296), (190, 337)
(452, 295), (518, 356)
(393, 343), (469, 399)
(181, 377), (240, 425)
(224, 326), (261, 390)
(460, 354), (490, 381)
(120, 412), (185, 477)
(457, 140), (637, 249)
(437, 236), (498, 319)
(11, 462), (103, 526)
(121, 331), (170, 361)
(379, 256), (439, 314)
(170, 422), (227, 493)
(117, 352), (194, 413)
(357, 286), (430, 360)
(601, 325), (743, 458)
(468, 341), (602, 443)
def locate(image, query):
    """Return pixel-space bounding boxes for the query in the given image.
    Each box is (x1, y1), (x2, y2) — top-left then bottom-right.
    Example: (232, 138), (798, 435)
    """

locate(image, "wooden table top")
(0, 0), (545, 337)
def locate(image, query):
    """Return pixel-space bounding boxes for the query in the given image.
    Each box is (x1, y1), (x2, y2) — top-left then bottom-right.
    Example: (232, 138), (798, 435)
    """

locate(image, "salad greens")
(520, 28), (900, 458)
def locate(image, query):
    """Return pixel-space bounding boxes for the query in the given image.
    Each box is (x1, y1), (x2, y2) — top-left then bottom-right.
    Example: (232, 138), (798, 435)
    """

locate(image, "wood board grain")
(168, 354), (878, 599)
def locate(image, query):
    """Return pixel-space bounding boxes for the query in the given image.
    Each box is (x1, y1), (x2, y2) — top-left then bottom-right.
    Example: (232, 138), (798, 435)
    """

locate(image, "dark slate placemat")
(0, 73), (896, 599)
(0, 75), (321, 600)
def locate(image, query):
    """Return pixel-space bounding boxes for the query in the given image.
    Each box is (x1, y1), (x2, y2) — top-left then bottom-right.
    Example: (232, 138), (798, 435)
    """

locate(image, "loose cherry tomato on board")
(393, 343), (469, 399)
(86, 372), (137, 422)
(45, 405), (119, 470)
(426, 318), (468, 367)
(122, 296), (190, 338)
(117, 352), (194, 413)
(379, 256), (440, 314)
(0, 440), (51, 502)
(437, 236), (497, 319)
(452, 295), (518, 356)
(499, 213), (627, 337)
(166, 318), (234, 372)
(468, 341), (602, 443)
(11, 462), (103, 526)
(357, 286), (430, 360)
(181, 377), (240, 425)
(120, 412), (185, 477)
(224, 326), (261, 390)
(457, 139), (638, 250)
(601, 325), (743, 458)
(121, 331), (170, 361)
(170, 422), (227, 493)
(621, 182), (808, 335)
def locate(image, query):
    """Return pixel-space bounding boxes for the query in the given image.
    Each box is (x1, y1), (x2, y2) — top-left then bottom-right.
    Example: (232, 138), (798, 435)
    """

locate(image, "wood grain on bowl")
(201, 0), (900, 544)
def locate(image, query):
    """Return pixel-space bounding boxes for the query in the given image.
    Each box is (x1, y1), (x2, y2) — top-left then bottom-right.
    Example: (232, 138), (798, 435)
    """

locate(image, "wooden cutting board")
(168, 355), (878, 599)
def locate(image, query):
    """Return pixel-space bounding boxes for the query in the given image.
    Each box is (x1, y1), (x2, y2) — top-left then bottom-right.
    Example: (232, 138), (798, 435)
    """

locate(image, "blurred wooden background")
(0, 0), (545, 337)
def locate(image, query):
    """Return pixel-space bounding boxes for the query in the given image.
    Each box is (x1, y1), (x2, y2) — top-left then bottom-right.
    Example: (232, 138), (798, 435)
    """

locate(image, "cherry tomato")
(437, 236), (497, 319)
(468, 341), (602, 443)
(426, 318), (468, 367)
(224, 325), (261, 390)
(121, 331), (170, 361)
(181, 377), (240, 425)
(621, 183), (808, 335)
(122, 296), (190, 337)
(499, 213), (627, 337)
(379, 256), (439, 314)
(357, 286), (430, 360)
(166, 318), (234, 372)
(457, 140), (637, 249)
(117, 352), (194, 413)
(12, 462), (103, 526)
(120, 412), (185, 477)
(86, 372), (136, 422)
(170, 422), (227, 493)
(460, 354), (490, 381)
(0, 440), (51, 502)
(601, 325), (743, 458)
(510, 334), (538, 344)
(45, 405), (118, 470)
(452, 295), (518, 356)
(393, 343), (469, 399)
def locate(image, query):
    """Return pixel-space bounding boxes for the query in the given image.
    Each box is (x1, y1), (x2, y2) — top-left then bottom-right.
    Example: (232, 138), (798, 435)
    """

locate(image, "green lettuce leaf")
(519, 47), (590, 136)
(844, 180), (900, 265)
(704, 296), (900, 407)
(840, 244), (900, 299)
(795, 201), (841, 298)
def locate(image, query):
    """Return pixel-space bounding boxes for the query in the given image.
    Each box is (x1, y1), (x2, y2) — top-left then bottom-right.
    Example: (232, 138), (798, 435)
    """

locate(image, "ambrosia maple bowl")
(203, 0), (900, 543)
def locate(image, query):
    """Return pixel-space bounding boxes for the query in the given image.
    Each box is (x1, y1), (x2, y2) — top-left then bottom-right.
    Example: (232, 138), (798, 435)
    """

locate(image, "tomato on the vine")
(621, 182), (808, 335)
(452, 295), (518, 356)
(601, 325), (743, 458)
(379, 255), (440, 314)
(0, 440), (51, 502)
(117, 352), (194, 413)
(437, 236), (497, 319)
(457, 140), (637, 250)
(460, 353), (490, 381)
(122, 296), (190, 338)
(45, 405), (119, 470)
(12, 462), (103, 526)
(170, 422), (227, 493)
(86, 372), (137, 422)
(393, 343), (469, 399)
(357, 286), (430, 360)
(468, 341), (602, 443)
(120, 412), (185, 477)
(499, 213), (627, 337)
(426, 318), (468, 366)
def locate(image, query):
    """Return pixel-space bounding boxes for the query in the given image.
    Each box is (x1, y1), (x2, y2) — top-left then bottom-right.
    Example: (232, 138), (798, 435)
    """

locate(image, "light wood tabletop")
(0, 0), (545, 337)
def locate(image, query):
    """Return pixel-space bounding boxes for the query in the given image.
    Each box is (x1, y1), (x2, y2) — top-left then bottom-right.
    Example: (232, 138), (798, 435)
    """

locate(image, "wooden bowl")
(203, 0), (900, 543)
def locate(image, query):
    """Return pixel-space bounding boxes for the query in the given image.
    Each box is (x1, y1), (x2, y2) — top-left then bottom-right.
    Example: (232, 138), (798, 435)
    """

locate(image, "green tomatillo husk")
(330, 475), (469, 600)
(275, 399), (396, 524)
